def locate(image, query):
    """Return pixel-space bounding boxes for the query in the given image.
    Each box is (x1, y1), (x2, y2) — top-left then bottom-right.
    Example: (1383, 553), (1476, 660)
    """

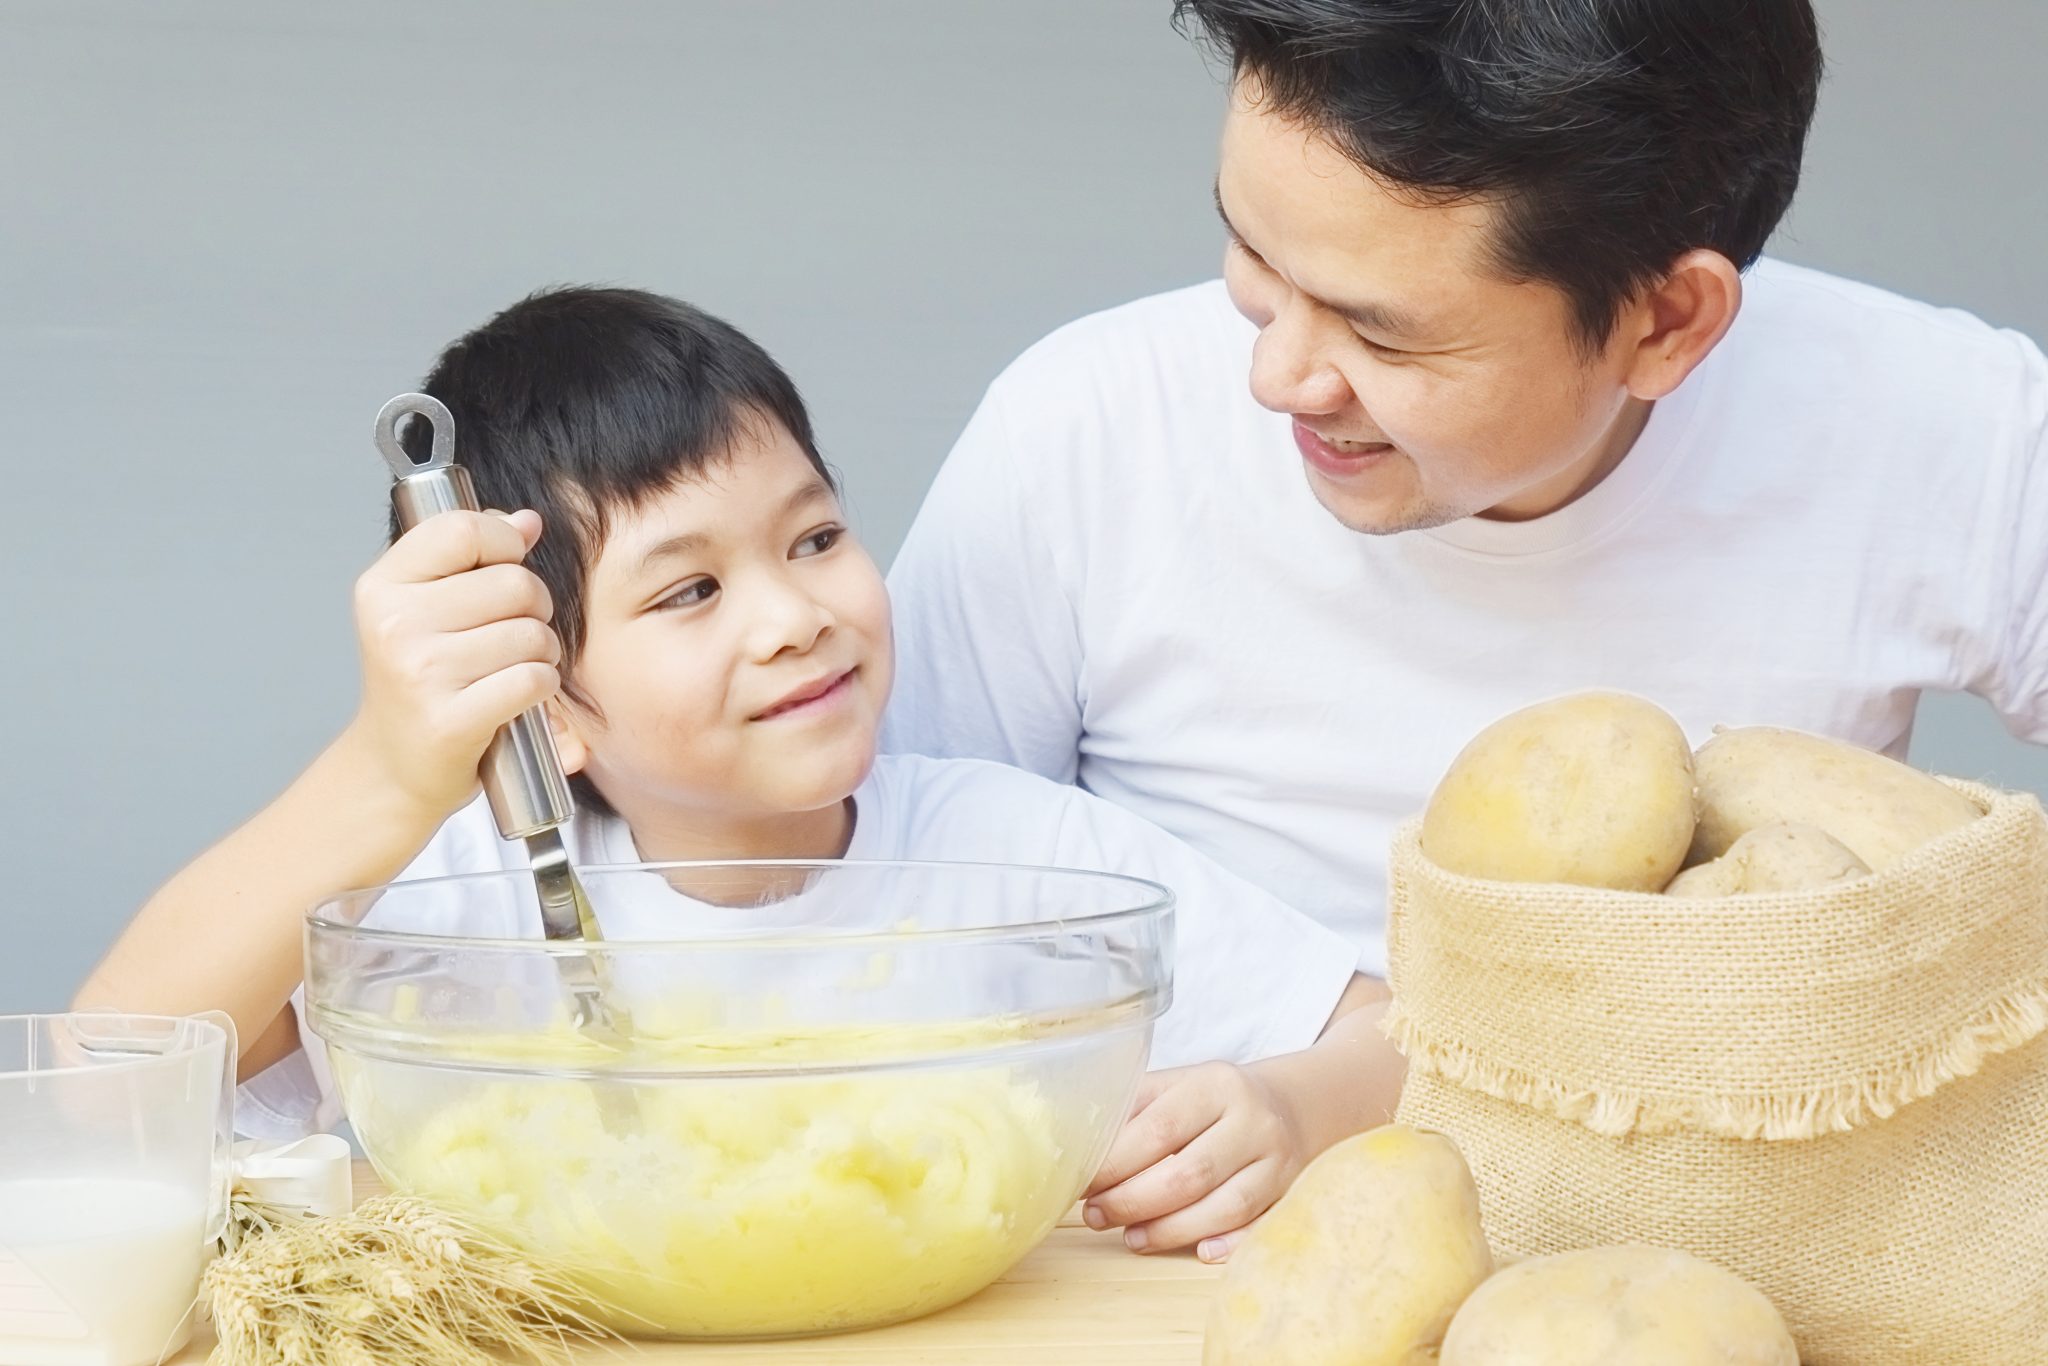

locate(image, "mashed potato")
(333, 1019), (1106, 1338)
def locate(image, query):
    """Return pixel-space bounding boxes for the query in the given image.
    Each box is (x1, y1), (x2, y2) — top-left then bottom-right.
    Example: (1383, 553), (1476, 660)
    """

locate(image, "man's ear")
(1620, 248), (1743, 401)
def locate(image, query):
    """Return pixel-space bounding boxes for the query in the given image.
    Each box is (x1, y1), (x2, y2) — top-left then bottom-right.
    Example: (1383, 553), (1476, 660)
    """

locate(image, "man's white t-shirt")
(236, 753), (1360, 1138)
(883, 259), (2048, 976)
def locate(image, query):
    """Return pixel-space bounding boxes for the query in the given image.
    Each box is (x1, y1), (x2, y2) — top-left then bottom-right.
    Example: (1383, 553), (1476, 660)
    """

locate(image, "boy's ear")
(544, 697), (591, 777)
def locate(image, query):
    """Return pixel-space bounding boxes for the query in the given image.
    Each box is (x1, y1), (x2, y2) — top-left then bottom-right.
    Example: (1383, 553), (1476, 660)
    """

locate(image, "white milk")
(0, 1178), (207, 1366)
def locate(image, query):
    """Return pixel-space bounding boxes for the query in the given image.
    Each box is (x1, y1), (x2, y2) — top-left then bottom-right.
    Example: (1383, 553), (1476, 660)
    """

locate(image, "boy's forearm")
(73, 723), (450, 1079)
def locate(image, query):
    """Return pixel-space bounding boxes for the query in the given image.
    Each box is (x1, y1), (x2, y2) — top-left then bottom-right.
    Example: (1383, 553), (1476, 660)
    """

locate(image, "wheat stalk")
(203, 1195), (615, 1366)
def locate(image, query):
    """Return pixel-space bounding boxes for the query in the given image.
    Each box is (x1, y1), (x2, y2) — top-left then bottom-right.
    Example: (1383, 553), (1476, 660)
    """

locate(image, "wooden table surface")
(173, 1160), (1222, 1364)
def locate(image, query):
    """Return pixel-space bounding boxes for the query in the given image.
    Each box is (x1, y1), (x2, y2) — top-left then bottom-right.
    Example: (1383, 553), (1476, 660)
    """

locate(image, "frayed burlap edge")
(1385, 960), (2048, 1142)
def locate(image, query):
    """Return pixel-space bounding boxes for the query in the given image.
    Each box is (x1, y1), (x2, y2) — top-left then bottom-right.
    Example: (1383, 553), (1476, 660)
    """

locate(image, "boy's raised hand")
(345, 508), (563, 823)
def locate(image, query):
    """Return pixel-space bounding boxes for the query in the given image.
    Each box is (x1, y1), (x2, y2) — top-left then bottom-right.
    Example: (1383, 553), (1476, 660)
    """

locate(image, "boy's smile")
(751, 667), (859, 723)
(545, 416), (893, 856)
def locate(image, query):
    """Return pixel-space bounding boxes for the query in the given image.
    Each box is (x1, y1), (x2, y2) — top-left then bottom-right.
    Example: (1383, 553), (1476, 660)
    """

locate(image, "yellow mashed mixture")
(332, 1019), (1109, 1338)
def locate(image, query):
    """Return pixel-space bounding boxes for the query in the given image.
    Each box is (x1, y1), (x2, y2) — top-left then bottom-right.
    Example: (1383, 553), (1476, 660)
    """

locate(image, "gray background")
(6, 2), (2044, 1009)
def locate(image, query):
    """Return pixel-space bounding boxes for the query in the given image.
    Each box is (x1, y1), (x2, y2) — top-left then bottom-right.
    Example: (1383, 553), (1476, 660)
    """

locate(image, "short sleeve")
(233, 987), (341, 1140)
(1985, 339), (2048, 741)
(883, 382), (1087, 782)
(231, 799), (511, 1141)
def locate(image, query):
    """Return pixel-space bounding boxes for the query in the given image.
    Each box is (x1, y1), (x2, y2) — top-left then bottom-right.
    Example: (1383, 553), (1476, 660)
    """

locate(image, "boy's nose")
(747, 578), (834, 662)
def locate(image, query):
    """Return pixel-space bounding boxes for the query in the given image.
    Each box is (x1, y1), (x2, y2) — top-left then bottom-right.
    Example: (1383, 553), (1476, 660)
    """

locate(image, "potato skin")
(1664, 821), (1870, 896)
(1204, 1126), (1494, 1366)
(1439, 1245), (1798, 1366)
(1422, 692), (1696, 891)
(1689, 726), (1980, 871)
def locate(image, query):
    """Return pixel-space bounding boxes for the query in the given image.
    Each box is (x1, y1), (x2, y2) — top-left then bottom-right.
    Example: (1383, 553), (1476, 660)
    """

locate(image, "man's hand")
(343, 508), (563, 822)
(1081, 1060), (1312, 1263)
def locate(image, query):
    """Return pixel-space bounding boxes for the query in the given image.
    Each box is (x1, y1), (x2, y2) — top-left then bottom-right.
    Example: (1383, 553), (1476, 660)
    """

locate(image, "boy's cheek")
(852, 563), (894, 646)
(847, 577), (897, 710)
(864, 636), (897, 718)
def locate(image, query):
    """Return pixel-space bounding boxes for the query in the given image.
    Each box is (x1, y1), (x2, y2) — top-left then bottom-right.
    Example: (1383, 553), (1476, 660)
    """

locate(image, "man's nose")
(1248, 306), (1351, 417)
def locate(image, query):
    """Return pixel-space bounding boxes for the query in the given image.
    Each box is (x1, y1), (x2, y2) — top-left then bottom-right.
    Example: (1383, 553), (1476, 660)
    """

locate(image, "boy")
(78, 287), (1402, 1260)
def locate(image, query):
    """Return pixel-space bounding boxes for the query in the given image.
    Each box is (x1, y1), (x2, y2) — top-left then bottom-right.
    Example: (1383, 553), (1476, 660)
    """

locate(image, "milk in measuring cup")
(0, 1177), (208, 1366)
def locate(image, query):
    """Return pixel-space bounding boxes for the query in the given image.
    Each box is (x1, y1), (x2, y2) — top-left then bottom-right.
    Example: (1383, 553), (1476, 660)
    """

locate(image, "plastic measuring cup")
(0, 1012), (235, 1366)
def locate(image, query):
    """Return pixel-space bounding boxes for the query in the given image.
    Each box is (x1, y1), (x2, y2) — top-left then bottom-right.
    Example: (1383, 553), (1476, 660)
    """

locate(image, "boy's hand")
(345, 508), (562, 822)
(1083, 980), (1403, 1266)
(1081, 1060), (1311, 1264)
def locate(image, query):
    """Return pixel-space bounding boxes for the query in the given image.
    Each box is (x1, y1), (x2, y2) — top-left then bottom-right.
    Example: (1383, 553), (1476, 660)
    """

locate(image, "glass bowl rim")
(307, 857), (1175, 956)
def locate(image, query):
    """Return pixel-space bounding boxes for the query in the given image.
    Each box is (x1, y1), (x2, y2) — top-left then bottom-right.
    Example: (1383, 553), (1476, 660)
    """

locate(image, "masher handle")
(374, 393), (575, 841)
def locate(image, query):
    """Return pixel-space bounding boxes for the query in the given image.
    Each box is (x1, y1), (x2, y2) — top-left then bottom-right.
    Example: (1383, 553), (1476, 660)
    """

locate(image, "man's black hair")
(1176, 0), (1823, 347)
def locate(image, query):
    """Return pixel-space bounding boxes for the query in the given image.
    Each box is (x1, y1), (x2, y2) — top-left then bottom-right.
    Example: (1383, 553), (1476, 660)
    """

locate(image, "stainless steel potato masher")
(373, 392), (628, 1044)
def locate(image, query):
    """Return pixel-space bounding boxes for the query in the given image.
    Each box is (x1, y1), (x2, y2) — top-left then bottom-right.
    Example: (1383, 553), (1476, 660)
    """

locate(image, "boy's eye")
(793, 526), (844, 558)
(657, 577), (718, 611)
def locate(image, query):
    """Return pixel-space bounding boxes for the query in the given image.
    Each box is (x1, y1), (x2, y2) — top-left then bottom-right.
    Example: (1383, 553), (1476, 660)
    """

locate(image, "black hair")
(398, 286), (832, 814)
(1175, 0), (1823, 348)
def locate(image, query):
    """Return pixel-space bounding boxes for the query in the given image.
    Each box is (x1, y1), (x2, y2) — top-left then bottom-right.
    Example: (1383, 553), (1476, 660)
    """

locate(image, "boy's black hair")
(1175, 0), (1823, 350)
(398, 286), (833, 815)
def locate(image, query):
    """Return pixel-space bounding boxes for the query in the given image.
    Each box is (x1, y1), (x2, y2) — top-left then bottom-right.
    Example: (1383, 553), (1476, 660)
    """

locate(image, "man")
(885, 0), (2047, 1248)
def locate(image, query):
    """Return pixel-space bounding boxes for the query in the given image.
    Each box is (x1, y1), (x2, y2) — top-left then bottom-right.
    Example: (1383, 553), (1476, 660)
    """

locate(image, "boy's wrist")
(1258, 1049), (1350, 1159)
(326, 719), (467, 838)
(1260, 1003), (1402, 1155)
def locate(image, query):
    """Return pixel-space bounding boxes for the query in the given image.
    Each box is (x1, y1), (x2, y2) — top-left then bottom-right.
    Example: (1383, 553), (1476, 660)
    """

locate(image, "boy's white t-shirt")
(237, 753), (1360, 1138)
(883, 259), (2048, 976)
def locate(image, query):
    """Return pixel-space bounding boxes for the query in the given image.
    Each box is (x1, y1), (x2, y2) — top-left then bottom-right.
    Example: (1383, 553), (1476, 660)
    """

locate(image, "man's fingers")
(1123, 1160), (1280, 1257)
(1085, 1112), (1250, 1231)
(1083, 1074), (1226, 1201)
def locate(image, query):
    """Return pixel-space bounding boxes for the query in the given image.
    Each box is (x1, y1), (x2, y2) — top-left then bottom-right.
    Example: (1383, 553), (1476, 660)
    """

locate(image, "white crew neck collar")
(596, 777), (881, 866)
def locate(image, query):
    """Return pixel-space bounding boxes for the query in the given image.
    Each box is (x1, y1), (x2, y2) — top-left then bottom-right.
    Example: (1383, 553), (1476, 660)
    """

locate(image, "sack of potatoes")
(1381, 692), (2048, 1365)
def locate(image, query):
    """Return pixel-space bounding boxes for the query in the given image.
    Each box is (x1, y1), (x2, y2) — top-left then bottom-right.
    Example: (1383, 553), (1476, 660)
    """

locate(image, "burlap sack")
(1385, 780), (2048, 1365)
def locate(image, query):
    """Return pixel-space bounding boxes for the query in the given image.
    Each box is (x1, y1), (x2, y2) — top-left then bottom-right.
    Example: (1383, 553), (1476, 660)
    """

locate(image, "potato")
(1690, 726), (1980, 870)
(1664, 821), (1870, 896)
(1439, 1244), (1797, 1365)
(1204, 1125), (1493, 1366)
(1422, 692), (1696, 890)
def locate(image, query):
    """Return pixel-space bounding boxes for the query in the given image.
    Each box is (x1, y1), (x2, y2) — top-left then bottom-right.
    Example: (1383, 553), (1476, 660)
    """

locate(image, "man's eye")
(658, 577), (718, 610)
(794, 527), (844, 558)
(1355, 333), (1409, 357)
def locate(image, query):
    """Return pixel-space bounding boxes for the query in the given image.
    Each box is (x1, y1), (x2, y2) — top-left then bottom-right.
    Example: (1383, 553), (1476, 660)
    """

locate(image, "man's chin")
(1303, 468), (1460, 537)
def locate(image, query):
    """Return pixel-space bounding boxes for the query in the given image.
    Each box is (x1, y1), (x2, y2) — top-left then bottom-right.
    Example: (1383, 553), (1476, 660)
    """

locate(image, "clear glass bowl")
(304, 860), (1172, 1340)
